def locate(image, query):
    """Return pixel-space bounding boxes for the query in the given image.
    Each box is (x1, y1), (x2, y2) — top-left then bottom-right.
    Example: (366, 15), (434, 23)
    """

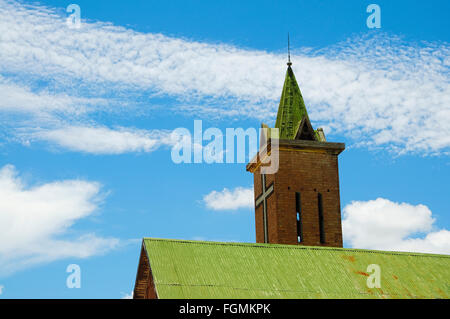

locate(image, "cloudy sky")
(0, 0), (449, 298)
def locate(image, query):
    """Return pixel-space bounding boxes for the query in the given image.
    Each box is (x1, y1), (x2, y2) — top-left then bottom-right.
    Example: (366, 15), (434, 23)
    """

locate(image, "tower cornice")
(246, 139), (345, 173)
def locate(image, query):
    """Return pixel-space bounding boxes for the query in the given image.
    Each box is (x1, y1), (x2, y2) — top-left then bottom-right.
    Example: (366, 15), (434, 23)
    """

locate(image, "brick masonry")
(250, 143), (344, 247)
(133, 244), (158, 299)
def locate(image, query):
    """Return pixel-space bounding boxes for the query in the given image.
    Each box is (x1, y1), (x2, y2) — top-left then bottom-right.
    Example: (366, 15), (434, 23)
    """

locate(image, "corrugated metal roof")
(143, 238), (450, 299)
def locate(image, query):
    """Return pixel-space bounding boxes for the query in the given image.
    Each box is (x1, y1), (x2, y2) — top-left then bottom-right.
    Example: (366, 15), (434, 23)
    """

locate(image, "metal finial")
(287, 33), (292, 66)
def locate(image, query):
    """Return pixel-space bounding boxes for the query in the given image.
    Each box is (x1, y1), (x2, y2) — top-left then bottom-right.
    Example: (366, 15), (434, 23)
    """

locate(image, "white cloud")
(203, 187), (253, 211)
(0, 0), (281, 103)
(0, 75), (105, 116)
(342, 198), (450, 255)
(29, 126), (177, 155)
(0, 285), (3, 295)
(121, 291), (133, 299)
(0, 0), (449, 155)
(22, 125), (214, 155)
(0, 164), (119, 275)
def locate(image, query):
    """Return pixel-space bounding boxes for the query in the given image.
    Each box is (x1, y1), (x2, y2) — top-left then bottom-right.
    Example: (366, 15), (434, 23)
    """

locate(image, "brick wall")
(133, 244), (158, 299)
(252, 146), (343, 247)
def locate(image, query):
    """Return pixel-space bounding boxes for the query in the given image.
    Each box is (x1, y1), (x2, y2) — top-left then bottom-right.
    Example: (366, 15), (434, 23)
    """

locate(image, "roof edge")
(142, 238), (450, 258)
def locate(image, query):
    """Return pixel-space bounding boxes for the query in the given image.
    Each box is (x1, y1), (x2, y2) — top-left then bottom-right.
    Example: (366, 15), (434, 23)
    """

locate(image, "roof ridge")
(143, 238), (450, 258)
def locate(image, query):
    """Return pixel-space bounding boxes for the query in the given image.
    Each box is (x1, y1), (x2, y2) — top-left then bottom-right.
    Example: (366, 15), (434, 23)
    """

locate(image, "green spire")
(275, 65), (311, 139)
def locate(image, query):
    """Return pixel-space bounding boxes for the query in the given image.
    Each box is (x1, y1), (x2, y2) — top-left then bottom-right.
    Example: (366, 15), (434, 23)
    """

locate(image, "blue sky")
(0, 0), (449, 298)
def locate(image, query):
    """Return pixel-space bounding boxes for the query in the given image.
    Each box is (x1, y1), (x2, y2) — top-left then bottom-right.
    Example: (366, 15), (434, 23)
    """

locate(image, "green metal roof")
(143, 238), (450, 299)
(275, 66), (310, 139)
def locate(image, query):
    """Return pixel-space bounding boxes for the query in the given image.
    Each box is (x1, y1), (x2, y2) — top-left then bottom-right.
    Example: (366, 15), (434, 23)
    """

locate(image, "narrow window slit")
(295, 192), (303, 243)
(318, 193), (325, 244)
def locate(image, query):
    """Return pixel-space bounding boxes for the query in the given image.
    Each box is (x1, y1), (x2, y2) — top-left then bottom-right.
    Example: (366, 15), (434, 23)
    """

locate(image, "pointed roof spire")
(275, 39), (316, 140)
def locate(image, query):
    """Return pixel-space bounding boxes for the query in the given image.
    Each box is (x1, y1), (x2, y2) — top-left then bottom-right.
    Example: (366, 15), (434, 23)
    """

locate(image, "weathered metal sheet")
(143, 238), (450, 299)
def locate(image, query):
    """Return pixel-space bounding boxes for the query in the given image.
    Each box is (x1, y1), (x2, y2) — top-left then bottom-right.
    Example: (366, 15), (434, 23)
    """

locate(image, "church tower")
(246, 58), (345, 247)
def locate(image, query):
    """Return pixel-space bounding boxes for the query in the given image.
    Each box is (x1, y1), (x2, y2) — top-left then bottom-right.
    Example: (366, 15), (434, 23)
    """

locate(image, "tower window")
(318, 193), (325, 244)
(295, 192), (303, 243)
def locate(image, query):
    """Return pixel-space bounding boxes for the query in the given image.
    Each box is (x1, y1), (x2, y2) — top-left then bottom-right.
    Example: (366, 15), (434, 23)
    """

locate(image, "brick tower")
(246, 59), (345, 247)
